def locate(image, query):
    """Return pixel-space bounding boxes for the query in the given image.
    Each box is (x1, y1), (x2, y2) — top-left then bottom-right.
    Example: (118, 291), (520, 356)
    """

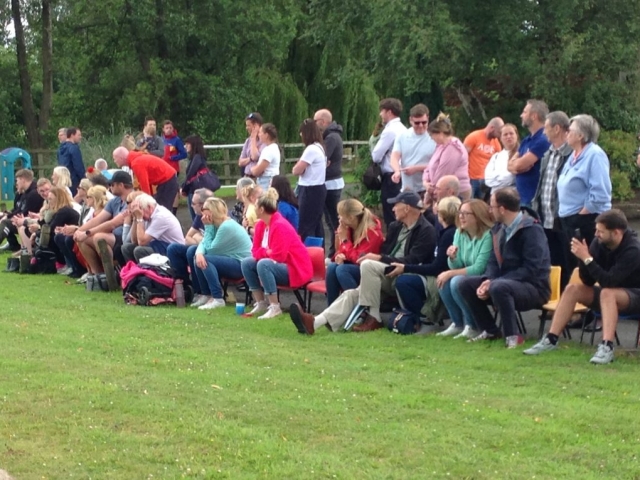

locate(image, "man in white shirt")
(390, 103), (436, 195)
(371, 98), (407, 227)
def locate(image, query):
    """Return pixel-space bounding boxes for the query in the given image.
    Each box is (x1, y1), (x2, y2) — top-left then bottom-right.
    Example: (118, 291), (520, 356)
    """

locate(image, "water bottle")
(175, 279), (186, 308)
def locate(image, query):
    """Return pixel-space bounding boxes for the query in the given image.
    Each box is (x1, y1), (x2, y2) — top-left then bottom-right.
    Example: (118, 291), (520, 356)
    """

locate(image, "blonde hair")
(203, 197), (228, 222)
(48, 186), (73, 212)
(78, 178), (93, 192)
(256, 187), (279, 214)
(456, 199), (494, 237)
(437, 196), (462, 227)
(52, 166), (72, 189)
(126, 190), (144, 204)
(337, 199), (378, 246)
(86, 185), (108, 211)
(428, 112), (454, 135)
(121, 134), (136, 151)
(242, 183), (262, 204)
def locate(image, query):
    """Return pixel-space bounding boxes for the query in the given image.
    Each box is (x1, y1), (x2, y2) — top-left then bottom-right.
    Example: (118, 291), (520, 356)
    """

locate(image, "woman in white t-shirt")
(251, 123), (281, 190)
(292, 119), (327, 243)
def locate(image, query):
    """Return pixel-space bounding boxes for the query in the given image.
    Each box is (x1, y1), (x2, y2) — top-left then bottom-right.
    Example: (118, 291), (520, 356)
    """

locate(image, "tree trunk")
(11, 0), (42, 149)
(39, 0), (53, 134)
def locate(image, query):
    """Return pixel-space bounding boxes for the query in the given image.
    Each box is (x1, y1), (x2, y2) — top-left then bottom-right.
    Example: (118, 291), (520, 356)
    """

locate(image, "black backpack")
(363, 162), (382, 190)
(28, 248), (57, 274)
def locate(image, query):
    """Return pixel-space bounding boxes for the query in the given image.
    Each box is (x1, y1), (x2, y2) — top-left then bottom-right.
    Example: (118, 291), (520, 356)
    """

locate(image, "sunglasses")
(413, 121), (428, 126)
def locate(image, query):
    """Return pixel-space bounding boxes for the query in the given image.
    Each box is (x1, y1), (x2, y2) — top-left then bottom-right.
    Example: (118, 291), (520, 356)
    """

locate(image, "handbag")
(388, 308), (421, 335)
(185, 168), (221, 194)
(363, 162), (382, 191)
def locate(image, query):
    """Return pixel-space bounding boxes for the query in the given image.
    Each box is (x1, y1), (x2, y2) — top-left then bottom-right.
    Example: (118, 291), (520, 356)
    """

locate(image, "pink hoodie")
(422, 137), (471, 194)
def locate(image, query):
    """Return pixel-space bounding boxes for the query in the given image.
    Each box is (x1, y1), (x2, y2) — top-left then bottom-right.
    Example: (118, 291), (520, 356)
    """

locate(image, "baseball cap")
(109, 170), (133, 187)
(387, 191), (423, 209)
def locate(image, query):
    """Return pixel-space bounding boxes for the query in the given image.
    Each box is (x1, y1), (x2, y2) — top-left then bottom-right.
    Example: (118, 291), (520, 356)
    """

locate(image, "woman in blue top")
(557, 114), (612, 250)
(293, 119), (327, 243)
(191, 197), (253, 310)
(270, 175), (299, 230)
(437, 199), (494, 339)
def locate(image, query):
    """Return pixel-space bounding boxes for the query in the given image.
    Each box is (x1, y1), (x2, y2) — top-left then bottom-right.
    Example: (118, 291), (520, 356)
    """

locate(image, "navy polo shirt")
(515, 127), (550, 206)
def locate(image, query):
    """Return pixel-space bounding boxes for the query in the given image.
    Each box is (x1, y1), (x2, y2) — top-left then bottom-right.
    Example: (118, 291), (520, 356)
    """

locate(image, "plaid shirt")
(539, 146), (563, 229)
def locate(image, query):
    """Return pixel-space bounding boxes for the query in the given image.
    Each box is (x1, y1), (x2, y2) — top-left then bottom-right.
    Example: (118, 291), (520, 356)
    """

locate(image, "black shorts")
(591, 286), (640, 314)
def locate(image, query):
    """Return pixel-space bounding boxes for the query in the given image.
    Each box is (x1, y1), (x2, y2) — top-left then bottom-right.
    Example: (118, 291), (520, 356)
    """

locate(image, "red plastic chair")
(278, 247), (324, 308)
(305, 247), (327, 312)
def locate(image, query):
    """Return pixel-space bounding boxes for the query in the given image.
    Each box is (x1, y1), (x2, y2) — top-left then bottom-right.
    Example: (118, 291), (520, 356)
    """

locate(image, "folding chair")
(278, 247), (324, 307)
(537, 266), (581, 339)
(305, 249), (327, 312)
(221, 277), (252, 305)
(581, 310), (640, 348)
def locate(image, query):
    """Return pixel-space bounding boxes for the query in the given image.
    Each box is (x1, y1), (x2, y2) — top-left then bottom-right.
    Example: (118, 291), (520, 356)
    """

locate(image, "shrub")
(599, 130), (640, 200)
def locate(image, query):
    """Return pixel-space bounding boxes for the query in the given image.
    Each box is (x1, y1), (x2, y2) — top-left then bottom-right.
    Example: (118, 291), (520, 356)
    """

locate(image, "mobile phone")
(384, 265), (395, 275)
(573, 228), (582, 240)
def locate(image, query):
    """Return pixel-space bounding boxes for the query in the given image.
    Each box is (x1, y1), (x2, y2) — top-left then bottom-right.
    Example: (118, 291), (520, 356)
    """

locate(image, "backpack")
(121, 261), (192, 306)
(388, 309), (421, 335)
(363, 162), (382, 190)
(28, 248), (57, 274)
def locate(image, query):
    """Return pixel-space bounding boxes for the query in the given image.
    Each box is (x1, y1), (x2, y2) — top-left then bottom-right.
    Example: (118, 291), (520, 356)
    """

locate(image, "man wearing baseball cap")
(289, 191), (436, 335)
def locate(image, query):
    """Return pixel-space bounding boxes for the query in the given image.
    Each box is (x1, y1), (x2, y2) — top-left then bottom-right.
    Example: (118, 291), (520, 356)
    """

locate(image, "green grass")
(1, 268), (640, 479)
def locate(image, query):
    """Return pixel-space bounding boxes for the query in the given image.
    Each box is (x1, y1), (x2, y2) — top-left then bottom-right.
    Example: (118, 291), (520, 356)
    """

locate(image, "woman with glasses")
(293, 119), (327, 243)
(436, 199), (493, 339)
(423, 113), (472, 202)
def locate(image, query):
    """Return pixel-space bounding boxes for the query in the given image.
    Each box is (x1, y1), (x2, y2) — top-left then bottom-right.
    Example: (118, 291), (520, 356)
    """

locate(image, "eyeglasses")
(412, 121), (428, 126)
(458, 211), (475, 217)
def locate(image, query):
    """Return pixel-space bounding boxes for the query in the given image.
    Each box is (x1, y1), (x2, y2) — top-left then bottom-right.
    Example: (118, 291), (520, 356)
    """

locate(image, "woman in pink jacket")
(423, 113), (472, 201)
(241, 188), (313, 319)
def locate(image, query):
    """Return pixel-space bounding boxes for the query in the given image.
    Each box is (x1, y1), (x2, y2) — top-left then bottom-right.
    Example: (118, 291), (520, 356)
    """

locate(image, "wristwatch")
(583, 257), (594, 265)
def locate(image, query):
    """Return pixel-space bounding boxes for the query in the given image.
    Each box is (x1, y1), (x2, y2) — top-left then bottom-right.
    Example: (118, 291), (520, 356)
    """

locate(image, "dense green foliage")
(2, 0), (640, 150)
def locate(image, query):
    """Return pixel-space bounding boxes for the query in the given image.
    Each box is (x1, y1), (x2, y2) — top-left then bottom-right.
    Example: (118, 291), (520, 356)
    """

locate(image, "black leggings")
(297, 184), (327, 243)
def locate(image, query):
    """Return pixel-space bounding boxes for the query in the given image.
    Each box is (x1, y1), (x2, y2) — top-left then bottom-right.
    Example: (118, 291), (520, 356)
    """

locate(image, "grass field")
(1, 266), (639, 479)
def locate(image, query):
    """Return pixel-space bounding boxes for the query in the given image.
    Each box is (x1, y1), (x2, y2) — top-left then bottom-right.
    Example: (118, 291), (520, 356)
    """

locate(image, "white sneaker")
(199, 298), (226, 310)
(258, 304), (283, 319)
(436, 323), (463, 337)
(57, 266), (73, 275)
(77, 272), (89, 284)
(246, 300), (269, 316)
(190, 295), (210, 307)
(453, 325), (478, 339)
(590, 343), (614, 364)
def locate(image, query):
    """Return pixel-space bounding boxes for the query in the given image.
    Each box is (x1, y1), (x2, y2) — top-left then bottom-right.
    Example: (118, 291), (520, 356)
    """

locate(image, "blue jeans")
(439, 275), (478, 329)
(470, 179), (485, 199)
(167, 243), (200, 288)
(53, 233), (86, 275)
(395, 274), (427, 315)
(256, 176), (273, 190)
(326, 262), (361, 305)
(195, 255), (244, 298)
(241, 257), (290, 295)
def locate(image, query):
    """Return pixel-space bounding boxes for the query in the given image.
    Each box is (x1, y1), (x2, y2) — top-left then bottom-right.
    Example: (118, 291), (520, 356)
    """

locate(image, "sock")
(547, 333), (559, 345)
(604, 340), (614, 350)
(314, 314), (328, 330)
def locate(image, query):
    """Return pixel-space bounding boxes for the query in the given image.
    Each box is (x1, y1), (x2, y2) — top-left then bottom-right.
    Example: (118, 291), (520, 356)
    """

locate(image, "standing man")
(530, 111), (573, 288)
(238, 112), (264, 177)
(58, 127), (85, 196)
(136, 116), (164, 158)
(112, 147), (180, 212)
(371, 98), (407, 227)
(390, 103), (436, 196)
(464, 117), (503, 199)
(314, 108), (344, 257)
(508, 100), (550, 207)
(456, 187), (551, 348)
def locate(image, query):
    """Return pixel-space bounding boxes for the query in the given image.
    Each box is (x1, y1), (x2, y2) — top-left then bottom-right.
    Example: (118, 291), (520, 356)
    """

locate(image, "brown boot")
(353, 313), (383, 332)
(289, 303), (315, 335)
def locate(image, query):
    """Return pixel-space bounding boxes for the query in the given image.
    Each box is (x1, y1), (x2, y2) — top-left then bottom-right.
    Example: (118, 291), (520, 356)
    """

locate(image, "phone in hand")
(573, 228), (582, 240)
(384, 265), (395, 275)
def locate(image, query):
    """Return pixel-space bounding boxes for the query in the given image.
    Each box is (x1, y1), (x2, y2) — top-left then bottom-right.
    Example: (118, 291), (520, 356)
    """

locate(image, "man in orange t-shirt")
(112, 147), (179, 212)
(464, 117), (504, 199)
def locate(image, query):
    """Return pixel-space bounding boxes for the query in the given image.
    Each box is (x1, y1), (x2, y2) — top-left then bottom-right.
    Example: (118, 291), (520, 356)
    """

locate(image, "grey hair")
(136, 193), (157, 210)
(236, 177), (255, 189)
(94, 158), (108, 169)
(527, 99), (549, 123)
(438, 175), (460, 196)
(570, 114), (600, 144)
(193, 188), (214, 204)
(546, 111), (570, 131)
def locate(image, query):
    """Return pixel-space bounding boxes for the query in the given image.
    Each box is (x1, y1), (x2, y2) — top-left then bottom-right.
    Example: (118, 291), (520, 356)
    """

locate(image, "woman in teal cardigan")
(437, 199), (494, 339)
(191, 197), (253, 310)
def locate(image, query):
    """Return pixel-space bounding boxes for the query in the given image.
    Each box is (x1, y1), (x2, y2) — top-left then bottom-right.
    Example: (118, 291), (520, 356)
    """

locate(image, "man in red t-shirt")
(464, 117), (504, 199)
(112, 147), (179, 212)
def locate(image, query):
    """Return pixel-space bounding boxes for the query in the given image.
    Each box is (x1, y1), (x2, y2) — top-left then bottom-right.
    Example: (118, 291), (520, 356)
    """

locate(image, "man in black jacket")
(525, 209), (640, 364)
(314, 109), (344, 257)
(289, 192), (437, 334)
(0, 169), (44, 252)
(456, 187), (551, 348)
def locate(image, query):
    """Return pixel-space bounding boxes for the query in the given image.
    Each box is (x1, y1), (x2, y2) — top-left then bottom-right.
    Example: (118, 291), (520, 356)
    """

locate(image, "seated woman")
(230, 177), (255, 225)
(191, 197), (253, 310)
(270, 175), (299, 230)
(390, 196), (461, 317)
(52, 166), (74, 200)
(54, 184), (108, 278)
(241, 188), (313, 319)
(423, 113), (472, 202)
(40, 187), (80, 266)
(436, 199), (493, 339)
(326, 199), (383, 305)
